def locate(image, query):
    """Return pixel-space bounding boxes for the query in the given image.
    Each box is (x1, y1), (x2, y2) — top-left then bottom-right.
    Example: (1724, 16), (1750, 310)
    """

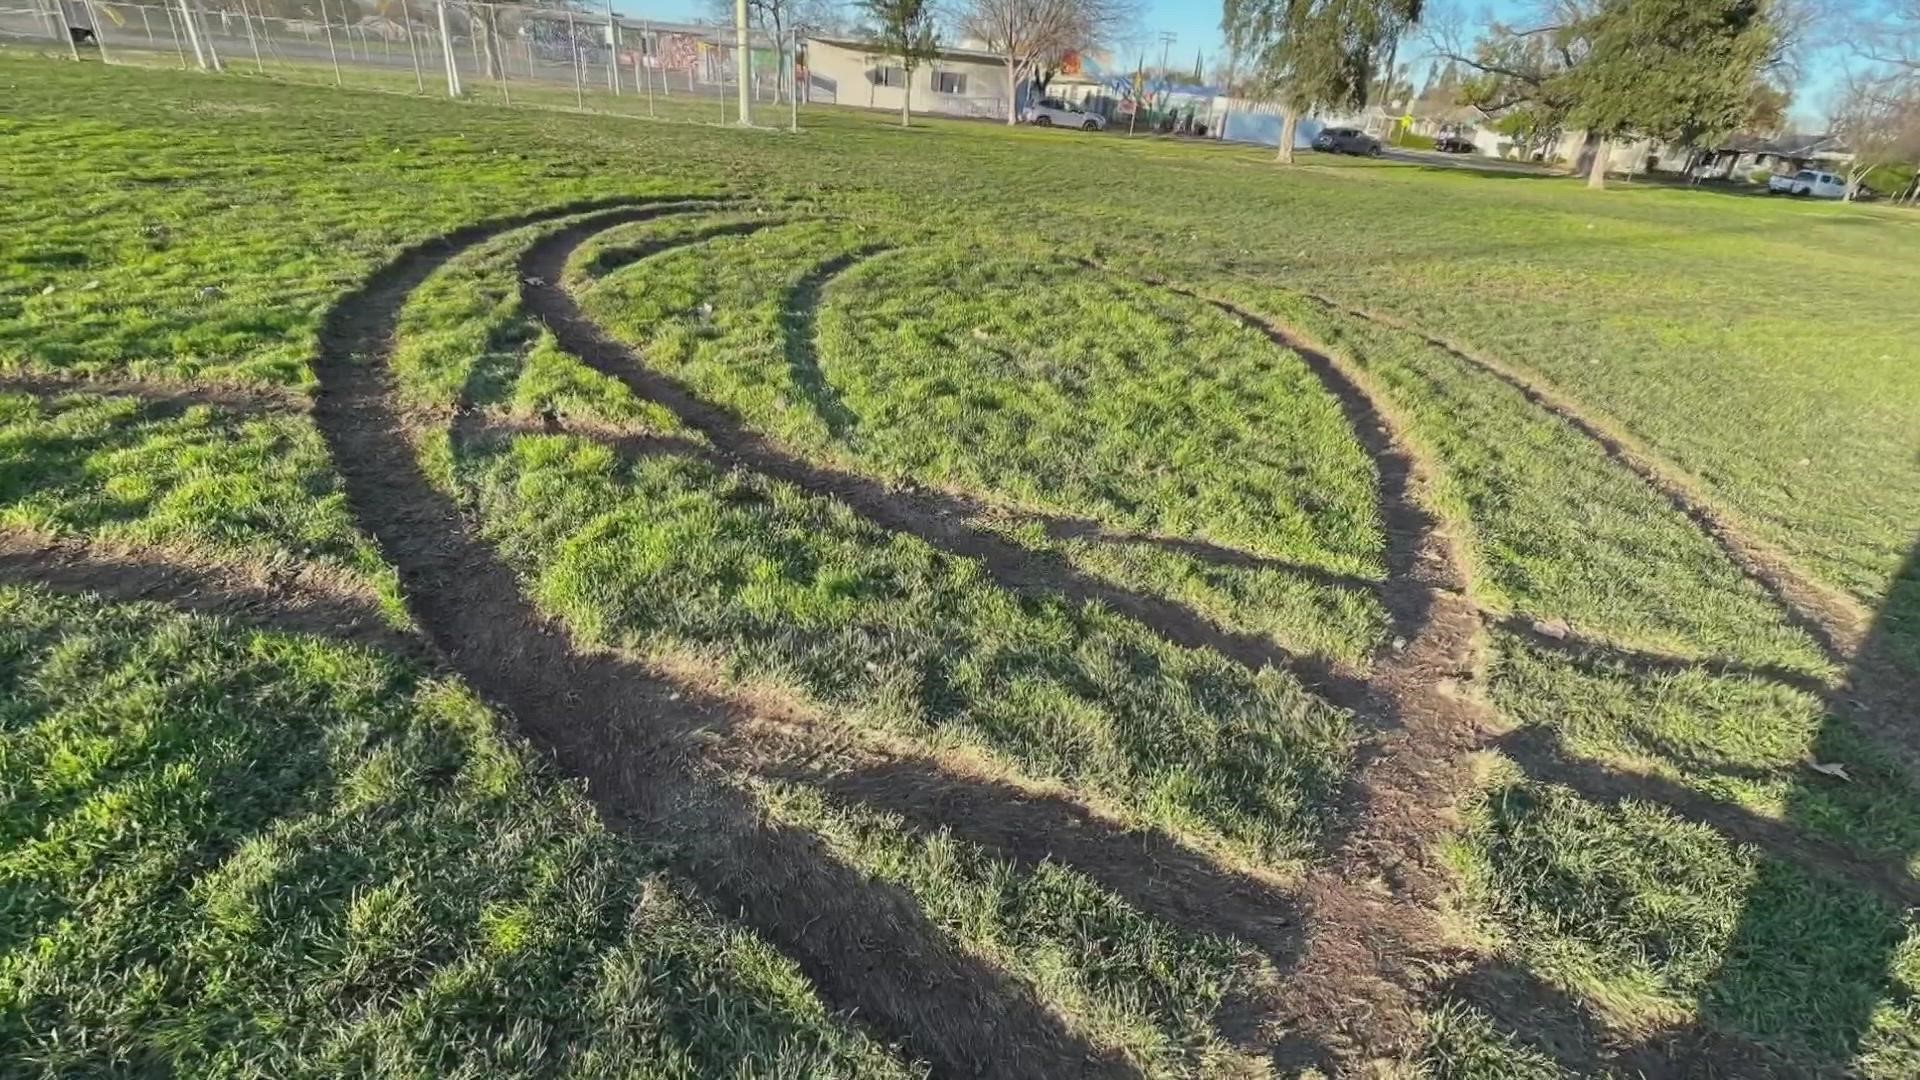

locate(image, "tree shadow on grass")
(1694, 535), (1920, 1067)
(1455, 536), (1920, 1075)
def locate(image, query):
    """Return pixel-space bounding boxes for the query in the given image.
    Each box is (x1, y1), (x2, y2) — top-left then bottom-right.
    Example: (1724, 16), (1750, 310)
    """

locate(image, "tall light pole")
(733, 0), (752, 125)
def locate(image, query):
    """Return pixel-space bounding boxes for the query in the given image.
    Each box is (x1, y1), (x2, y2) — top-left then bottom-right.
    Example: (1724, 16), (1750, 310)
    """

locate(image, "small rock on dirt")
(1531, 618), (1571, 640)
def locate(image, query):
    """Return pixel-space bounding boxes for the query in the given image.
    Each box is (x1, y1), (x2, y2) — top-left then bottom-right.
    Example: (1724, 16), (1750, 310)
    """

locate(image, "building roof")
(1714, 131), (1850, 157)
(808, 37), (1006, 66)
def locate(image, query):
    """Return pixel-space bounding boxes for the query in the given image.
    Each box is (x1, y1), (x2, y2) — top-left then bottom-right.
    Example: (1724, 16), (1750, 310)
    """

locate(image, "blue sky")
(647, 0), (1859, 125)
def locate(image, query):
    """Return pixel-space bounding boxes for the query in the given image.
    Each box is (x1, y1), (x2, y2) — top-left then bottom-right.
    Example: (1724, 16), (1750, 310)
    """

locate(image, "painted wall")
(805, 39), (1012, 120)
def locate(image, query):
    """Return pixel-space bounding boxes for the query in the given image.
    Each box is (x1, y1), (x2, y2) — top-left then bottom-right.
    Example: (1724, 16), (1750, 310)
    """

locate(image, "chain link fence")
(2, 0), (803, 128)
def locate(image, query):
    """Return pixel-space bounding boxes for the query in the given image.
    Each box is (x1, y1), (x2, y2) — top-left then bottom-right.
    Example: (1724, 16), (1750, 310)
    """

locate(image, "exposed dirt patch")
(0, 528), (418, 656)
(580, 217), (794, 278)
(0, 370), (307, 415)
(308, 198), (1138, 1079)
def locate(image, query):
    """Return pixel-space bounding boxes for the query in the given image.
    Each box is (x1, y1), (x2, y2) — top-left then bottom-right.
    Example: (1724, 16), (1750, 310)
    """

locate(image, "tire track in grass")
(310, 198), (1135, 1080)
(579, 216), (795, 278)
(1295, 294), (1870, 663)
(0, 371), (306, 416)
(519, 214), (1370, 708)
(1150, 290), (1496, 1068)
(0, 528), (419, 656)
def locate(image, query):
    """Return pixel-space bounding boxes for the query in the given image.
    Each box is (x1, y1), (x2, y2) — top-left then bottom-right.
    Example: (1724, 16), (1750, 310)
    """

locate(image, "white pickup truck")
(1767, 169), (1848, 199)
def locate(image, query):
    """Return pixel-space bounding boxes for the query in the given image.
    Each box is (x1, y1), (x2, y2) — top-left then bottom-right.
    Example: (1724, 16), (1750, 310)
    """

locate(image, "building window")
(935, 71), (966, 94)
(875, 66), (905, 88)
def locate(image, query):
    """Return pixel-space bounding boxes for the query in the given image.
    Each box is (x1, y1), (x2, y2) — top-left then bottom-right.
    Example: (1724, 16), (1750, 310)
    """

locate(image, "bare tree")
(1853, 0), (1920, 75)
(1831, 72), (1920, 200)
(707, 0), (846, 102)
(955, 0), (1137, 124)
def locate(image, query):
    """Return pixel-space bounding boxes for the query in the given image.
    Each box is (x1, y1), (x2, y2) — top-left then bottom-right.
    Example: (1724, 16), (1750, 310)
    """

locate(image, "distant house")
(1692, 133), (1853, 181)
(803, 37), (1014, 121)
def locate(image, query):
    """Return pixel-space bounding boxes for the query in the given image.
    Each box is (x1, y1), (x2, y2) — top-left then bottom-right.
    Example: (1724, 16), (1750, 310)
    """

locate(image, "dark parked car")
(1433, 133), (1477, 154)
(1314, 127), (1381, 156)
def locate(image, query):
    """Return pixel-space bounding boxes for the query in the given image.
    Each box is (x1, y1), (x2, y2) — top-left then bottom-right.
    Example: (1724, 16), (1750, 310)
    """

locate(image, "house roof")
(808, 37), (1006, 66)
(1714, 131), (1850, 156)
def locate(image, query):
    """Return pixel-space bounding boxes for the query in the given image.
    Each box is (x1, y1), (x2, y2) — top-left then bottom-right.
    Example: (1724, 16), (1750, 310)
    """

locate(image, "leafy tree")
(1557, 0), (1778, 186)
(1438, 0), (1781, 189)
(857, 0), (938, 126)
(1224, 0), (1422, 163)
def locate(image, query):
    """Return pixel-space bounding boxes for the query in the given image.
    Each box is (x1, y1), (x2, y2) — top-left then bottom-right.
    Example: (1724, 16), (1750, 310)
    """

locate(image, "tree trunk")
(1276, 109), (1298, 164)
(1587, 137), (1608, 189)
(1006, 55), (1018, 124)
(901, 77), (910, 127)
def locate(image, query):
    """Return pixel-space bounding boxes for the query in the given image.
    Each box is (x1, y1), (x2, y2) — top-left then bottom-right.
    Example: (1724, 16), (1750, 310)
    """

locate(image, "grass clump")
(0, 586), (915, 1078)
(1448, 774), (1919, 1071)
(760, 782), (1271, 1077)
(457, 431), (1354, 866)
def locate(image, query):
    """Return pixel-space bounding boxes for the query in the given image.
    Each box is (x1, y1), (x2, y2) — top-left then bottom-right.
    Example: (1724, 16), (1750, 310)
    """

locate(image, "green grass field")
(3, 45), (1919, 1077)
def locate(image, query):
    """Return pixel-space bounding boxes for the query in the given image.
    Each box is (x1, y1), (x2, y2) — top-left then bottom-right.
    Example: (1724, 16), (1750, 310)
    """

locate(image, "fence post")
(194, 0), (222, 70)
(317, 0), (340, 84)
(605, 1), (618, 96)
(81, 0), (109, 61)
(401, 0), (423, 93)
(487, 3), (508, 103)
(242, 0), (263, 71)
(175, 0), (205, 66)
(566, 8), (583, 109)
(49, 0), (83, 59)
(732, 0), (750, 125)
(435, 0), (459, 97)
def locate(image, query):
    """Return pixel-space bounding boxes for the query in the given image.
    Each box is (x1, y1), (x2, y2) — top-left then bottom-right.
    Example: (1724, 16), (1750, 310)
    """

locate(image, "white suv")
(1767, 169), (1847, 199)
(1021, 97), (1105, 131)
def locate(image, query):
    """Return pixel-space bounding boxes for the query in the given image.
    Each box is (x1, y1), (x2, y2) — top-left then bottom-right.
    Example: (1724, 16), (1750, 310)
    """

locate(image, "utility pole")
(733, 0), (752, 125)
(1127, 51), (1142, 136)
(605, 0), (619, 95)
(1155, 29), (1174, 117)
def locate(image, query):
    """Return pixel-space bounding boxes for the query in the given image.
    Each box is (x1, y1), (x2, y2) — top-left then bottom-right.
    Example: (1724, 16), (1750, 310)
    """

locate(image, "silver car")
(1021, 98), (1106, 131)
(1314, 126), (1382, 156)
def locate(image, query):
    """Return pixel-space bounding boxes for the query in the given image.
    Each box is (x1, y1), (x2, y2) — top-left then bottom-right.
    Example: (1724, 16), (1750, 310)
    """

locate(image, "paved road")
(1380, 147), (1554, 176)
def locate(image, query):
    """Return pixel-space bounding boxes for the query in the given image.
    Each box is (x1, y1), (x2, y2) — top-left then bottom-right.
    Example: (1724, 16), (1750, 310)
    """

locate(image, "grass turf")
(4, 50), (1920, 1074)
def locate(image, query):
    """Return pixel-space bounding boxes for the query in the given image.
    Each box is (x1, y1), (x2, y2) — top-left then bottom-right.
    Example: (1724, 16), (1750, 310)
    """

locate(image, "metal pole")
(732, 0), (750, 125)
(488, 3), (507, 103)
(164, 3), (186, 64)
(176, 0), (204, 66)
(51, 0), (82, 59)
(567, 8), (583, 109)
(195, 0), (221, 70)
(317, 0), (339, 84)
(435, 0), (459, 96)
(604, 0), (617, 94)
(401, 0), (423, 92)
(640, 26), (652, 115)
(788, 26), (797, 132)
(242, 0), (262, 71)
(82, 0), (113, 62)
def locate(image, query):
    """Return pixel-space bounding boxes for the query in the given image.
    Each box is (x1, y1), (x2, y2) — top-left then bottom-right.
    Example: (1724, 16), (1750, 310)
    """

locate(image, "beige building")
(803, 37), (1014, 121)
